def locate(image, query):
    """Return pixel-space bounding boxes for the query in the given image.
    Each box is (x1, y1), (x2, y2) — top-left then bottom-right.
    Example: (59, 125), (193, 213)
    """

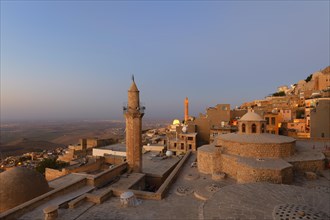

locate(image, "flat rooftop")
(142, 152), (180, 177)
(98, 143), (126, 152)
(97, 145), (181, 177)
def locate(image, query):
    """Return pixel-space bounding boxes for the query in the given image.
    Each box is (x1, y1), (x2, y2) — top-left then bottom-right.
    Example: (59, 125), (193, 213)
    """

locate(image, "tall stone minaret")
(184, 97), (189, 123)
(124, 76), (144, 173)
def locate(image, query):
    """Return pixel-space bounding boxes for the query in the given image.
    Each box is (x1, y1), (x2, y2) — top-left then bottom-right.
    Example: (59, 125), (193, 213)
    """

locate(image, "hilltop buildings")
(0, 68), (329, 219)
(197, 110), (325, 184)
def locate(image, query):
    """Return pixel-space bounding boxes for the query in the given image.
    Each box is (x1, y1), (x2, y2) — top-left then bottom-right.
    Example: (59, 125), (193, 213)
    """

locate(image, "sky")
(1, 1), (329, 122)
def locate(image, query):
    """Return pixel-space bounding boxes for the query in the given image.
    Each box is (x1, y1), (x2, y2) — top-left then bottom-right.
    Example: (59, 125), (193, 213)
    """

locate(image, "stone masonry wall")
(217, 139), (295, 158)
(289, 160), (324, 173)
(198, 144), (296, 184)
(197, 147), (215, 174)
(219, 154), (239, 179)
(236, 165), (293, 184)
(45, 168), (68, 181)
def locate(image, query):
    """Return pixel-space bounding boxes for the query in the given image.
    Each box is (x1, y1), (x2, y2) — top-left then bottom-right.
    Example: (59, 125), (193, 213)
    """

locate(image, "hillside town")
(0, 67), (329, 220)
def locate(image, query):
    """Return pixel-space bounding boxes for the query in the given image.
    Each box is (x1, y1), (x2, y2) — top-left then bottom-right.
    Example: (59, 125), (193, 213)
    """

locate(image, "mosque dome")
(172, 119), (180, 125)
(239, 111), (265, 122)
(0, 167), (50, 213)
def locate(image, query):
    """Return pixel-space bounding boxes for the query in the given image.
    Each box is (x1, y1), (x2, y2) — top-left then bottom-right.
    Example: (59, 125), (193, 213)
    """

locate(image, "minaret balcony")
(123, 102), (146, 114)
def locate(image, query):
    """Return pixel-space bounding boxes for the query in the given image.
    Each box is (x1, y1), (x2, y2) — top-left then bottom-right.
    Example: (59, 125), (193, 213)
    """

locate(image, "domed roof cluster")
(0, 167), (50, 212)
(239, 111), (265, 122)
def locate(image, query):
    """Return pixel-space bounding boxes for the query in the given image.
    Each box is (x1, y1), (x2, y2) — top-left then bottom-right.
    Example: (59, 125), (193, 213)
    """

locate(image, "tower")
(124, 77), (145, 173)
(184, 97), (189, 123)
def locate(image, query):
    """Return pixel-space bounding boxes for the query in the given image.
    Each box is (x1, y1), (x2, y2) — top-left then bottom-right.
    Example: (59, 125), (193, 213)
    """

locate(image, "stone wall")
(197, 145), (294, 184)
(68, 160), (102, 174)
(197, 146), (215, 174)
(236, 165), (292, 184)
(45, 168), (67, 181)
(289, 160), (325, 173)
(217, 139), (295, 158)
(104, 155), (126, 165)
(311, 99), (330, 138)
(219, 154), (238, 179)
(87, 163), (128, 188)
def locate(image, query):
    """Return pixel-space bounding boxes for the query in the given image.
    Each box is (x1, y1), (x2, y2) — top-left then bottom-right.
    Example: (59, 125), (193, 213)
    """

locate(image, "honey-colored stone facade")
(289, 160), (324, 173)
(216, 139), (295, 158)
(236, 165), (292, 184)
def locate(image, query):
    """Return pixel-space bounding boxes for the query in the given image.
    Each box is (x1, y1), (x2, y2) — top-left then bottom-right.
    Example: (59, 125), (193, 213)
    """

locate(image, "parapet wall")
(197, 145), (216, 174)
(236, 165), (293, 184)
(87, 162), (128, 188)
(288, 160), (324, 173)
(217, 139), (295, 158)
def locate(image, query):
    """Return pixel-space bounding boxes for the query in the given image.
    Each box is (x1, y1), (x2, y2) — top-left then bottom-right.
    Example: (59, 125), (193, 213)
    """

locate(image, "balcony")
(123, 102), (146, 114)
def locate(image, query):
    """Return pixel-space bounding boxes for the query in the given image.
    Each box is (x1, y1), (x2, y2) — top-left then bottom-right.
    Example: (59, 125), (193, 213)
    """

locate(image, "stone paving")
(16, 140), (330, 220)
(203, 183), (330, 220)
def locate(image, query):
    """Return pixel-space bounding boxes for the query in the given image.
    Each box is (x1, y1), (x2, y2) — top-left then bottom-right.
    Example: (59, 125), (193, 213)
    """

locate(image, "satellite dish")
(166, 150), (173, 157)
(182, 126), (187, 133)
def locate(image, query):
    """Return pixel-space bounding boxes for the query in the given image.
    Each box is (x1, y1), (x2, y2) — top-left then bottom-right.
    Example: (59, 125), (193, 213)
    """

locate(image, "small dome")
(239, 111), (265, 122)
(0, 167), (50, 212)
(172, 119), (180, 125)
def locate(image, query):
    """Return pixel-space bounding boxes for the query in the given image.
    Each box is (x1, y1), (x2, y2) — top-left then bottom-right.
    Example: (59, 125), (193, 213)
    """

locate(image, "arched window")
(252, 124), (257, 133)
(242, 123), (246, 133)
(261, 124), (265, 133)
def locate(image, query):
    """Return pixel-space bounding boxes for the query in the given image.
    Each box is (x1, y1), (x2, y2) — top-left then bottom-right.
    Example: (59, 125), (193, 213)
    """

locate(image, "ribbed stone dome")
(0, 167), (50, 213)
(239, 111), (265, 122)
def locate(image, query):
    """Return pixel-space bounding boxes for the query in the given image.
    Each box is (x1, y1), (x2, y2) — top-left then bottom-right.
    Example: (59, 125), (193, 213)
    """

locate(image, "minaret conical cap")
(129, 81), (139, 92)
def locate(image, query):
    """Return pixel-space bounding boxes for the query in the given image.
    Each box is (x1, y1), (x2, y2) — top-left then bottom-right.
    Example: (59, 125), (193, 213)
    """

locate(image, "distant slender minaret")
(184, 97), (189, 123)
(124, 76), (144, 173)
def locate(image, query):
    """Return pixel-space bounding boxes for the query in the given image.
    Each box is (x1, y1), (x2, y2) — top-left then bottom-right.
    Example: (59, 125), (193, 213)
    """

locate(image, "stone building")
(264, 112), (282, 135)
(197, 111), (325, 184)
(188, 104), (230, 145)
(310, 99), (330, 138)
(58, 138), (115, 162)
(167, 132), (197, 154)
(209, 125), (237, 143)
(123, 78), (145, 173)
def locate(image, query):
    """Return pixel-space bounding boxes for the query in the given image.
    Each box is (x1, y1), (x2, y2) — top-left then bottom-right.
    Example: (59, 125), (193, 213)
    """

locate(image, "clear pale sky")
(1, 1), (329, 122)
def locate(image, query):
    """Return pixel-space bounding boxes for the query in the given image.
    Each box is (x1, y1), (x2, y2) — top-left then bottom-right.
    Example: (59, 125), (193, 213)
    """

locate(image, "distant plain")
(0, 119), (169, 157)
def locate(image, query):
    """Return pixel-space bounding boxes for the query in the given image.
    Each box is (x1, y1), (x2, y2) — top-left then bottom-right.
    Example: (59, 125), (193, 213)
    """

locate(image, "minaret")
(124, 76), (144, 173)
(184, 97), (189, 123)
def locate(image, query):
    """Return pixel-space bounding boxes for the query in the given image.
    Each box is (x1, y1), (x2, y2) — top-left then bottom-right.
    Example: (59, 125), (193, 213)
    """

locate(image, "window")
(242, 123), (246, 133)
(252, 124), (257, 133)
(187, 137), (194, 141)
(261, 124), (265, 133)
(188, 144), (192, 150)
(271, 117), (275, 125)
(265, 117), (270, 125)
(174, 143), (177, 148)
(181, 143), (184, 150)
